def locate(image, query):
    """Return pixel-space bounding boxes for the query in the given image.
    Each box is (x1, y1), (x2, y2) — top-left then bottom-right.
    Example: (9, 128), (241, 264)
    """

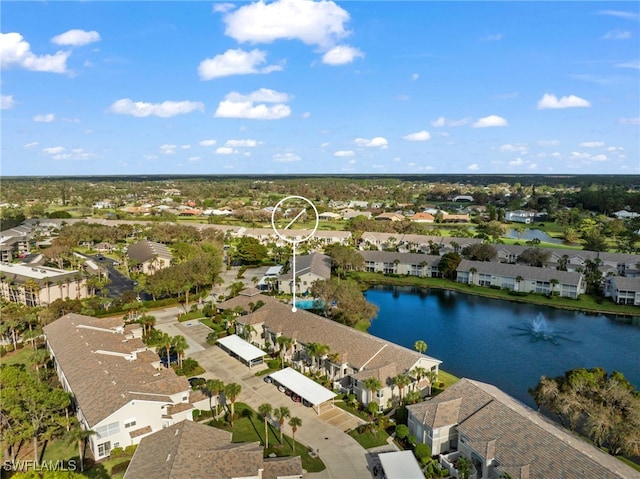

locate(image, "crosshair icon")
(271, 196), (319, 312)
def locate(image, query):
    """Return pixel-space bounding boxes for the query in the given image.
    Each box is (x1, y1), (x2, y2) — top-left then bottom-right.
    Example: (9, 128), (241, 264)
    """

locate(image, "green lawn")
(177, 311), (205, 322)
(1, 346), (32, 367)
(348, 427), (390, 449)
(210, 402), (325, 473)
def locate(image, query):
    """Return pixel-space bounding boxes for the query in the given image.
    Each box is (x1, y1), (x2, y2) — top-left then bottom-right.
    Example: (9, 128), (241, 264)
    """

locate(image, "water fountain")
(509, 313), (575, 345)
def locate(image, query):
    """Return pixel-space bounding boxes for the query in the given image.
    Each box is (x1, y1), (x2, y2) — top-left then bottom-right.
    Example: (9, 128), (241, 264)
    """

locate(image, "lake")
(366, 286), (640, 407)
(505, 227), (563, 244)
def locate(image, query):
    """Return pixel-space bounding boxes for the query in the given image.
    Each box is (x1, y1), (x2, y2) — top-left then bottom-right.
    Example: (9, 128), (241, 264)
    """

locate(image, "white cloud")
(499, 143), (528, 153)
(321, 45), (364, 65)
(480, 33), (503, 42)
(615, 60), (640, 69)
(602, 29), (632, 40)
(402, 130), (431, 142)
(537, 93), (591, 109)
(619, 117), (640, 125)
(301, 111), (311, 119)
(108, 98), (204, 117)
(472, 115), (508, 128)
(334, 150), (354, 157)
(508, 158), (524, 166)
(320, 142), (330, 148)
(597, 10), (640, 20)
(33, 113), (55, 123)
(160, 144), (177, 155)
(181, 144), (191, 149)
(52, 148), (97, 161)
(42, 146), (65, 155)
(537, 140), (560, 147)
(0, 95), (15, 109)
(213, 3), (236, 13)
(591, 154), (609, 162)
(24, 142), (38, 149)
(411, 73), (419, 81)
(214, 88), (291, 120)
(199, 139), (217, 146)
(198, 48), (282, 80)
(355, 137), (388, 148)
(216, 146), (238, 155)
(188, 156), (201, 162)
(579, 141), (604, 148)
(1, 32), (70, 73)
(273, 152), (301, 162)
(51, 29), (101, 46)
(431, 116), (472, 127)
(225, 139), (261, 147)
(223, 0), (351, 49)
(570, 151), (591, 159)
(467, 163), (479, 171)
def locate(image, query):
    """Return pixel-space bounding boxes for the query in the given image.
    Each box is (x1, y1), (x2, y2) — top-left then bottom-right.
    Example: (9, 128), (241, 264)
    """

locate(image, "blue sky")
(1, 0), (639, 176)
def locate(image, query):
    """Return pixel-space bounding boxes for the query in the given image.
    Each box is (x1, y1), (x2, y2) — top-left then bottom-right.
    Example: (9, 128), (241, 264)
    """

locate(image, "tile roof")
(407, 378), (639, 479)
(43, 313), (190, 427)
(127, 240), (173, 263)
(123, 420), (302, 479)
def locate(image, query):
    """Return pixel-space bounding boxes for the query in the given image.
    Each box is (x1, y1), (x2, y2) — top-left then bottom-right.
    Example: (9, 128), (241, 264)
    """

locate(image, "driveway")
(190, 345), (372, 479)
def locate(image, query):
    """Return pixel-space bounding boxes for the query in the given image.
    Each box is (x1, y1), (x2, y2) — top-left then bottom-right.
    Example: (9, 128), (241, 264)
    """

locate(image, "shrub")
(124, 445), (137, 455)
(268, 359), (280, 369)
(414, 443), (432, 464)
(0, 346), (5, 357)
(395, 424), (409, 440)
(110, 460), (131, 475)
(5, 344), (14, 353)
(110, 447), (125, 458)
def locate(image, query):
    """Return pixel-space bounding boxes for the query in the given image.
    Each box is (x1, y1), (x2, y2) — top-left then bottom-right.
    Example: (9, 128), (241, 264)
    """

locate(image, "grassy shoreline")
(351, 271), (640, 319)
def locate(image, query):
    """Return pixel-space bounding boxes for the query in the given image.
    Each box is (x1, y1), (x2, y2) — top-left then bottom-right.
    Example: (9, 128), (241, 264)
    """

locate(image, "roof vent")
(166, 454), (171, 462)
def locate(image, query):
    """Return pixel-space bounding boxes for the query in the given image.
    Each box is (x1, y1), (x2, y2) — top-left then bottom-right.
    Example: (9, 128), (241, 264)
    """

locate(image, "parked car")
(284, 389), (293, 397)
(277, 385), (285, 393)
(188, 377), (206, 388)
(263, 376), (272, 383)
(302, 399), (312, 407)
(291, 394), (301, 403)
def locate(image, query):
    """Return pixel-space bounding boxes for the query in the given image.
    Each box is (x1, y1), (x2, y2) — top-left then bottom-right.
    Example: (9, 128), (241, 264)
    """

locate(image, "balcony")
(439, 451), (478, 479)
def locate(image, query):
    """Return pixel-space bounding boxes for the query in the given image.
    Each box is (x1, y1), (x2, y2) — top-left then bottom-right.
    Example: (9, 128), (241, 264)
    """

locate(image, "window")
(124, 420), (136, 429)
(113, 442), (120, 448)
(95, 422), (120, 438)
(97, 441), (111, 457)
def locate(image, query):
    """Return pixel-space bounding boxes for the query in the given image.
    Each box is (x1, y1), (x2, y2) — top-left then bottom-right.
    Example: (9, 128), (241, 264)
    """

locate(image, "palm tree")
(140, 314), (156, 337)
(393, 374), (411, 405)
(426, 370), (438, 396)
(156, 332), (173, 368)
(363, 377), (383, 406)
(274, 406), (291, 443)
(243, 324), (257, 343)
(316, 343), (330, 374)
(288, 416), (302, 453)
(258, 403), (273, 448)
(413, 340), (428, 355)
(224, 382), (241, 424)
(171, 335), (189, 369)
(276, 336), (293, 367)
(469, 267), (477, 285)
(411, 366), (427, 391)
(550, 278), (559, 296)
(201, 379), (225, 417)
(68, 420), (95, 472)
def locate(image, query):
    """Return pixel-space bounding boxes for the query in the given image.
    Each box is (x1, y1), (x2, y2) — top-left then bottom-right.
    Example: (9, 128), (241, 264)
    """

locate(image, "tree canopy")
(310, 277), (378, 327)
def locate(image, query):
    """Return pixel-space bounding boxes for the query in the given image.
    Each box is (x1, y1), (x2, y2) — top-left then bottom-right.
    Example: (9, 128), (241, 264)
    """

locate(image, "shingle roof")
(457, 259), (583, 285)
(280, 253), (331, 281)
(610, 276), (640, 292)
(43, 313), (189, 427)
(238, 297), (441, 383)
(127, 240), (173, 263)
(407, 378), (639, 479)
(123, 420), (302, 479)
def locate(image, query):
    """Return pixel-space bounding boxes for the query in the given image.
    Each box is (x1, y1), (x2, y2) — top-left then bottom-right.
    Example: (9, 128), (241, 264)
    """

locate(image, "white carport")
(269, 367), (336, 414)
(217, 334), (265, 368)
(378, 451), (423, 479)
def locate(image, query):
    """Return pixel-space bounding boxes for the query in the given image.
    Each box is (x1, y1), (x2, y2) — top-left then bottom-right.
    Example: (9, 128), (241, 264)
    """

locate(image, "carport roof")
(217, 334), (266, 362)
(269, 367), (336, 406)
(378, 451), (424, 479)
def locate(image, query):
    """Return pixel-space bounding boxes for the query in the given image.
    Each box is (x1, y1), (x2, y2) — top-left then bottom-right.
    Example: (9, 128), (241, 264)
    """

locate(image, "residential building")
(359, 251), (442, 277)
(604, 276), (640, 305)
(456, 259), (585, 298)
(0, 262), (87, 306)
(127, 240), (173, 274)
(318, 211), (342, 220)
(278, 253), (331, 294)
(123, 420), (303, 479)
(218, 291), (442, 409)
(43, 313), (204, 460)
(505, 210), (537, 224)
(0, 235), (29, 262)
(375, 212), (405, 222)
(410, 212), (435, 223)
(407, 378), (637, 479)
